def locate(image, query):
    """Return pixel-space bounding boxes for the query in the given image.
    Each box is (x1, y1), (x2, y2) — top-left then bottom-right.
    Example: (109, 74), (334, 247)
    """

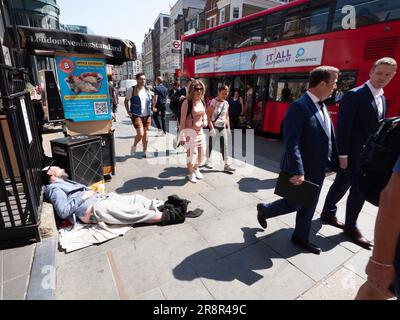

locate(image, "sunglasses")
(194, 87), (203, 92)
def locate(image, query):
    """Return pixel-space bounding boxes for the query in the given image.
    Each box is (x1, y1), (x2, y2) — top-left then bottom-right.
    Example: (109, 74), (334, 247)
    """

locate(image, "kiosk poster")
(55, 55), (111, 122)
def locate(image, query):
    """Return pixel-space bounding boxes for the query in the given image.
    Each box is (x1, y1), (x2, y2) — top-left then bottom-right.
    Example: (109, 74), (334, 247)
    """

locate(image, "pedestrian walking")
(169, 80), (181, 120)
(178, 80), (208, 183)
(109, 81), (119, 122)
(152, 76), (168, 135)
(205, 85), (235, 172)
(228, 88), (244, 129)
(256, 66), (340, 255)
(355, 154), (400, 300)
(124, 73), (154, 158)
(320, 57), (397, 249)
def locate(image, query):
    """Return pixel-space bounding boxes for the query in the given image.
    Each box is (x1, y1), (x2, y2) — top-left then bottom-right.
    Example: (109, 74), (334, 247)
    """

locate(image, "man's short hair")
(156, 76), (163, 83)
(136, 72), (146, 80)
(309, 66), (340, 88)
(372, 57), (397, 70)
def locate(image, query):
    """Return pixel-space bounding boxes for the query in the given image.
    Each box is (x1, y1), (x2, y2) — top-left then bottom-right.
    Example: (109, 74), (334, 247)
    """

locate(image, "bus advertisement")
(183, 0), (400, 134)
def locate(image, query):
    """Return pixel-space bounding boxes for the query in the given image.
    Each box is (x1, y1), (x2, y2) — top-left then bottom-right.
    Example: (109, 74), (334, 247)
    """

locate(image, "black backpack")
(358, 116), (400, 206)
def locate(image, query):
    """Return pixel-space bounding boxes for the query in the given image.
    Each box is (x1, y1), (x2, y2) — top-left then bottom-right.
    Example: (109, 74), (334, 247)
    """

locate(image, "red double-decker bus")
(182, 0), (400, 134)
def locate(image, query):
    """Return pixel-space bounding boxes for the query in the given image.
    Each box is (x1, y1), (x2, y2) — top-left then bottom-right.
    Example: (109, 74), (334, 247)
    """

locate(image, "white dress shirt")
(306, 91), (331, 132)
(366, 80), (384, 119)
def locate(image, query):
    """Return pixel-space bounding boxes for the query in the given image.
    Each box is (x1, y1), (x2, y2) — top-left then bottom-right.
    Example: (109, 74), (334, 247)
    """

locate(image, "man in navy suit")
(256, 66), (340, 255)
(320, 57), (397, 250)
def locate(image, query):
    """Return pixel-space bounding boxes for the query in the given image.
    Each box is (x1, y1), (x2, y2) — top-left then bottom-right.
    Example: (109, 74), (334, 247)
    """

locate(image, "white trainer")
(194, 168), (203, 180)
(205, 161), (213, 169)
(187, 172), (197, 183)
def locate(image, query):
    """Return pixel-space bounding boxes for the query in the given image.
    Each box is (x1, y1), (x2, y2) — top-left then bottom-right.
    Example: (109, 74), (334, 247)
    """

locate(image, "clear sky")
(57, 0), (175, 53)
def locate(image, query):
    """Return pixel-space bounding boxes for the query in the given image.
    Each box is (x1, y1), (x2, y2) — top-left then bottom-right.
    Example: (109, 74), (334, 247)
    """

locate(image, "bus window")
(273, 75), (309, 102)
(253, 76), (268, 128)
(191, 34), (210, 56)
(282, 6), (307, 39)
(304, 5), (330, 35)
(210, 26), (234, 52)
(333, 0), (400, 30)
(265, 12), (284, 43)
(232, 18), (264, 49)
(283, 4), (330, 39)
(324, 71), (357, 105)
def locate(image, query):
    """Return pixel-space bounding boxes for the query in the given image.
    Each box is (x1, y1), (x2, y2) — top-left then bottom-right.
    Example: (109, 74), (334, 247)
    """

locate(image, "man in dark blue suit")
(320, 57), (397, 250)
(257, 66), (340, 255)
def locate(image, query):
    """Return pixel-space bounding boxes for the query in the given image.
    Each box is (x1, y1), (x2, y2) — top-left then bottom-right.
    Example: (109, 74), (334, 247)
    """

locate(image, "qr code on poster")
(94, 102), (109, 115)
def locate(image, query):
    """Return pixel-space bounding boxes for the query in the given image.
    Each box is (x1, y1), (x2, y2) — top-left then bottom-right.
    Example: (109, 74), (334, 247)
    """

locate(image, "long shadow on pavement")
(114, 167), (188, 194)
(173, 226), (351, 286)
(237, 177), (277, 193)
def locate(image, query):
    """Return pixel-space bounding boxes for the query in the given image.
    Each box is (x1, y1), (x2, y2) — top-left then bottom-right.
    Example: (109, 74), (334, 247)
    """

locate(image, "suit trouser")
(153, 104), (166, 132)
(322, 168), (365, 229)
(258, 181), (323, 242)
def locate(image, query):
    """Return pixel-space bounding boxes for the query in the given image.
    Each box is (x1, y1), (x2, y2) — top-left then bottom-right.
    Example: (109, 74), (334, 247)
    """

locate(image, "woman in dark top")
(228, 89), (244, 129)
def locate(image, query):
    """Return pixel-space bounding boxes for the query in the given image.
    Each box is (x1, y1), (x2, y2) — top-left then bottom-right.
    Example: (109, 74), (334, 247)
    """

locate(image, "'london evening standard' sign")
(17, 26), (136, 65)
(195, 40), (324, 74)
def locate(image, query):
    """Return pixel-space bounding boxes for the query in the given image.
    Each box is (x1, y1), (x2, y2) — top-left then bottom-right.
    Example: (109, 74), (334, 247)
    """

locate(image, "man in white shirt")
(124, 73), (154, 158)
(321, 57), (397, 249)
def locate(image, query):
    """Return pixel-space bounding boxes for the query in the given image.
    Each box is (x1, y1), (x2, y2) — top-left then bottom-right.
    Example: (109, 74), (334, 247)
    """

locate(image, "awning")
(17, 26), (136, 65)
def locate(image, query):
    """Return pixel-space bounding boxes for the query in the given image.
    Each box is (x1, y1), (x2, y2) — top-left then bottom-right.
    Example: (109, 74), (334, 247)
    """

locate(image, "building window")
(233, 7), (240, 19)
(220, 8), (226, 24)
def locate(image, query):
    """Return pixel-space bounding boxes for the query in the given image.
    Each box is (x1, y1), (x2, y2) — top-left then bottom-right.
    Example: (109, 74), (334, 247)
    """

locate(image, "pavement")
(1, 98), (377, 300)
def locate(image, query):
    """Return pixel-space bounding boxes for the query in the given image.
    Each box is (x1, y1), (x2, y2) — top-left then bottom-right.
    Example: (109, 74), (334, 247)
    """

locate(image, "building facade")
(204, 0), (288, 29)
(169, 0), (206, 79)
(142, 29), (154, 83)
(10, 0), (61, 83)
(160, 25), (181, 85)
(152, 13), (170, 80)
(121, 59), (142, 80)
(60, 24), (94, 34)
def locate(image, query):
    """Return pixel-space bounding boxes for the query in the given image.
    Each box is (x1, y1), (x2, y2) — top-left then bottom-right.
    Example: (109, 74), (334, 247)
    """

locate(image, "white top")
(126, 86), (151, 116)
(366, 80), (384, 119)
(306, 91), (331, 131)
(210, 98), (229, 128)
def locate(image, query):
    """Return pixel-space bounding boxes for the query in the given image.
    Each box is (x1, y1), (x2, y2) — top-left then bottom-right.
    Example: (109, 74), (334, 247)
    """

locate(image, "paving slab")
(56, 252), (119, 300)
(160, 278), (214, 300)
(298, 267), (366, 300)
(200, 186), (260, 213)
(2, 245), (35, 282)
(197, 242), (315, 300)
(134, 288), (166, 300)
(261, 228), (354, 282)
(3, 274), (29, 300)
(192, 207), (287, 258)
(342, 248), (371, 280)
(108, 223), (220, 298)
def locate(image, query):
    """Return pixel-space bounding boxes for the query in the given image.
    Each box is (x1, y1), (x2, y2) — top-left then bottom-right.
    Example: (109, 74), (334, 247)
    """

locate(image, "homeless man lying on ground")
(43, 166), (201, 226)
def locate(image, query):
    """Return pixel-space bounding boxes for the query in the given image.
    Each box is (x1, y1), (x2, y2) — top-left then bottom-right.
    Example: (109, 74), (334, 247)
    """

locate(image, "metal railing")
(0, 0), (44, 246)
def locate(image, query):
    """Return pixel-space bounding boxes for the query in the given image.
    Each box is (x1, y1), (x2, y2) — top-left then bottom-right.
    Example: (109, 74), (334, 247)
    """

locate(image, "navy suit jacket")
(336, 84), (386, 170)
(280, 93), (338, 183)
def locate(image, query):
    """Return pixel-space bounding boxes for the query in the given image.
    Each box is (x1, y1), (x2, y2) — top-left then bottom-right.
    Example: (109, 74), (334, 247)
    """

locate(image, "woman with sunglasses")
(179, 80), (208, 183)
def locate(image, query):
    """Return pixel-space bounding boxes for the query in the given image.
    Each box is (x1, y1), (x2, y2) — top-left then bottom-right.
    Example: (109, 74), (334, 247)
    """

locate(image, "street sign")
(172, 40), (181, 53)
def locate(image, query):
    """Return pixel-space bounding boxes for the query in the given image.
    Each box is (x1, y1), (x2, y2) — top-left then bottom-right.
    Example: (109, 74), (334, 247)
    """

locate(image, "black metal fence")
(0, 66), (44, 245)
(0, 0), (43, 246)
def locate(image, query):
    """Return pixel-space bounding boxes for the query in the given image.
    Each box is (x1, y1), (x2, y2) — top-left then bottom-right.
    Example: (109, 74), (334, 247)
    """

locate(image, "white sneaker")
(205, 161), (213, 169)
(187, 172), (197, 183)
(224, 164), (236, 172)
(194, 168), (203, 180)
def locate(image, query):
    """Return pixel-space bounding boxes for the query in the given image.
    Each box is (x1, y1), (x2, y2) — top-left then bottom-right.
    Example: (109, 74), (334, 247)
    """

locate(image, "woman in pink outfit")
(179, 80), (208, 183)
